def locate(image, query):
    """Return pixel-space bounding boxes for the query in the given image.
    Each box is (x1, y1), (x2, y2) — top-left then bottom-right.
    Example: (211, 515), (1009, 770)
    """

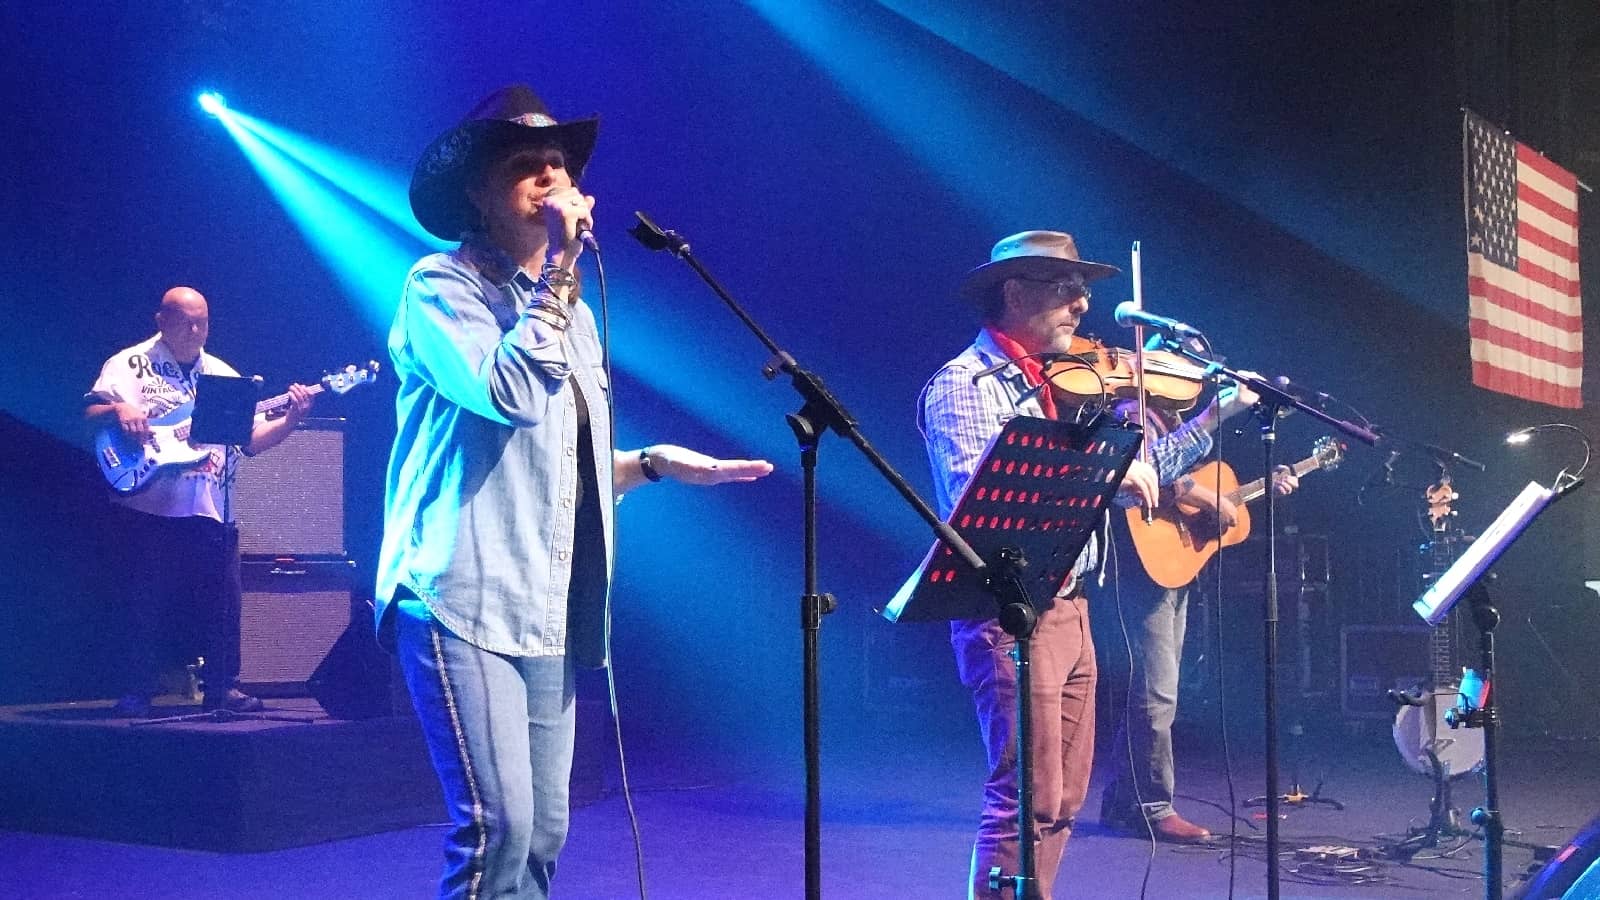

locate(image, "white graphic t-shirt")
(87, 335), (244, 522)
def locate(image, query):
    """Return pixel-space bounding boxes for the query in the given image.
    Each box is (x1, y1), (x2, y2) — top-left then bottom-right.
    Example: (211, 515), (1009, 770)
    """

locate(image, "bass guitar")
(95, 361), (379, 494)
(1126, 436), (1344, 588)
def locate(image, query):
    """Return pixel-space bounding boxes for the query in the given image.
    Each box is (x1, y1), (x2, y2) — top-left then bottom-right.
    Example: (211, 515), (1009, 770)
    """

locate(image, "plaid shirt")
(918, 329), (1213, 584)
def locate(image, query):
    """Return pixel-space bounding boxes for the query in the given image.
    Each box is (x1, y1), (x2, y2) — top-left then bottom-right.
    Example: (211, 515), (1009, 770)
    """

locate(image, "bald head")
(155, 285), (210, 363)
(159, 286), (207, 316)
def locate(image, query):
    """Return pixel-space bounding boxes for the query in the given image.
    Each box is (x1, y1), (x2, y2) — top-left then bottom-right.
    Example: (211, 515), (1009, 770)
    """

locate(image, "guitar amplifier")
(238, 558), (356, 696)
(1339, 624), (1430, 719)
(230, 417), (346, 557)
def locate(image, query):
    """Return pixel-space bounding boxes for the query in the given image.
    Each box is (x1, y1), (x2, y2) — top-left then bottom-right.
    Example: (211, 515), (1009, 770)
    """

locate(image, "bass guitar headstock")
(322, 361), (381, 396)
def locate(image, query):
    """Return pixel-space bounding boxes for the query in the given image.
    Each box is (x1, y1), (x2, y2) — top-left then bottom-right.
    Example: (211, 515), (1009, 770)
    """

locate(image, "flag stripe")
(1518, 144), (1580, 193)
(1469, 292), (1584, 351)
(1518, 219), (1579, 262)
(1472, 361), (1581, 407)
(1519, 181), (1580, 229)
(1470, 255), (1582, 319)
(1518, 205), (1579, 252)
(1468, 340), (1582, 387)
(1516, 252), (1581, 298)
(1468, 314), (1583, 367)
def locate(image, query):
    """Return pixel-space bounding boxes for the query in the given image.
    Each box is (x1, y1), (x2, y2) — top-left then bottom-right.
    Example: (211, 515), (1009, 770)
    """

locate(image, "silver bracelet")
(539, 263), (578, 292)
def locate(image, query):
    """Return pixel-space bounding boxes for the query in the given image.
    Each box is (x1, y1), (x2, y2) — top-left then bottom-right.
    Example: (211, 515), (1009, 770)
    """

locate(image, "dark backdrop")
(3, 1), (1597, 760)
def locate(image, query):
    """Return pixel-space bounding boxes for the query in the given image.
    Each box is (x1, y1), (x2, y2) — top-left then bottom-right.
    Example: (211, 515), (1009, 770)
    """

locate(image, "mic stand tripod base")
(132, 699), (320, 727)
(1243, 783), (1345, 811)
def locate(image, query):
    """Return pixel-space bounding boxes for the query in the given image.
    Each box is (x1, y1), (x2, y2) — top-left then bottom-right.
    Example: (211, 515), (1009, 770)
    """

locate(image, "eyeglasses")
(1018, 277), (1091, 301)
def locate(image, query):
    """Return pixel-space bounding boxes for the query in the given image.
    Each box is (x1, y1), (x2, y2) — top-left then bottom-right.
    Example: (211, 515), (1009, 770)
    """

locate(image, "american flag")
(1465, 110), (1583, 408)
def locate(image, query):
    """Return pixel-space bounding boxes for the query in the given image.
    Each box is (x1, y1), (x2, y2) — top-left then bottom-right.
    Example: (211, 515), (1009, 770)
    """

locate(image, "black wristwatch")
(639, 447), (665, 483)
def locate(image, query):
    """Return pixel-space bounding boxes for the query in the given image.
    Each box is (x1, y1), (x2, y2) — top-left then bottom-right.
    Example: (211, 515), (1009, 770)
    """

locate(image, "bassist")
(83, 286), (315, 717)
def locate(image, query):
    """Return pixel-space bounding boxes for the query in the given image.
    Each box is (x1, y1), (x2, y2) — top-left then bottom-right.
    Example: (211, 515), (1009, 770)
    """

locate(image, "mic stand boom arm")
(630, 211), (994, 900)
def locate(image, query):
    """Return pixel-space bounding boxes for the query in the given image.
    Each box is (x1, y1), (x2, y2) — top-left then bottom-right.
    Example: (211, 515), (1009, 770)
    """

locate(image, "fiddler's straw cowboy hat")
(410, 84), (599, 242)
(959, 230), (1121, 303)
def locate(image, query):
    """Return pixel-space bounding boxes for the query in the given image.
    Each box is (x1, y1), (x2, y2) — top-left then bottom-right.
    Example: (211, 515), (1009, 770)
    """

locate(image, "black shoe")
(203, 688), (264, 713)
(111, 693), (153, 718)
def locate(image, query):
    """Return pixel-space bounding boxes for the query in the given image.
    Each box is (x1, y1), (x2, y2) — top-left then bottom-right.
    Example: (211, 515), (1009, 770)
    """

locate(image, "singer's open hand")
(646, 444), (774, 486)
(540, 186), (596, 255)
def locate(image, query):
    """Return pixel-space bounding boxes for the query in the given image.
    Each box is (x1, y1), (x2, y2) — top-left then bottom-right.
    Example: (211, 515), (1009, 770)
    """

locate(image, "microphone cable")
(1207, 427), (1241, 900)
(1106, 534), (1159, 900)
(589, 240), (651, 900)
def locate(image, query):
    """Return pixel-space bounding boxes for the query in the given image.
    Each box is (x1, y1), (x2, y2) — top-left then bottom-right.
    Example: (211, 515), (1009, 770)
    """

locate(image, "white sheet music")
(1412, 480), (1555, 626)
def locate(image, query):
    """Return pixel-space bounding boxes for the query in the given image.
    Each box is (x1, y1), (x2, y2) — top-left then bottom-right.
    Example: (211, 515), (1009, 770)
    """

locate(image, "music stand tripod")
(885, 413), (1144, 899)
(1409, 478), (1580, 900)
(135, 374), (314, 728)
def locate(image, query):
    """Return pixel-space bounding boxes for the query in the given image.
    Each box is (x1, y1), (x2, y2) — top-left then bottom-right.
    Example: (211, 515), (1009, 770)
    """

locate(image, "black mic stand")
(628, 212), (993, 900)
(1157, 336), (1378, 900)
(136, 374), (315, 728)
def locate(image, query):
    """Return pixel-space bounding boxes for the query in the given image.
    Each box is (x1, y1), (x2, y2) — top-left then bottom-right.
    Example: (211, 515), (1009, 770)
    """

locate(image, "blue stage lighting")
(197, 92), (228, 117)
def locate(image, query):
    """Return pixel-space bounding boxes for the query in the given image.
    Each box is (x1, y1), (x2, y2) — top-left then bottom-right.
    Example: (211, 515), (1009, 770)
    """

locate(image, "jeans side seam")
(430, 623), (488, 900)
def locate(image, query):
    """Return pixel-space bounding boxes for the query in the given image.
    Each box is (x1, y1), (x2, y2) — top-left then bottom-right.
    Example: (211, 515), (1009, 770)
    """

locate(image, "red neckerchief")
(985, 326), (1057, 420)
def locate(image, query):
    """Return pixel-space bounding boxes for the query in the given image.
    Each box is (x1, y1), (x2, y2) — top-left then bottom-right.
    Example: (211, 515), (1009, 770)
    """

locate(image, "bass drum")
(1392, 686), (1485, 778)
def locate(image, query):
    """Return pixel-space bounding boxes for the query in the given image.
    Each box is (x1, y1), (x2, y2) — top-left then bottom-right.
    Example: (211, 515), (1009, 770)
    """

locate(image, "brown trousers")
(952, 593), (1097, 900)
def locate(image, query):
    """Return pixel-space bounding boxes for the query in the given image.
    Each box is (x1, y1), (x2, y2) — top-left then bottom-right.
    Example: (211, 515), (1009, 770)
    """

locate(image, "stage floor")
(5, 716), (1595, 898)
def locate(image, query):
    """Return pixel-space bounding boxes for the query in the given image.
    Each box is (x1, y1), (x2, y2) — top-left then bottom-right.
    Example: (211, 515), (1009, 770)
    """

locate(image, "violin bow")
(1130, 241), (1156, 523)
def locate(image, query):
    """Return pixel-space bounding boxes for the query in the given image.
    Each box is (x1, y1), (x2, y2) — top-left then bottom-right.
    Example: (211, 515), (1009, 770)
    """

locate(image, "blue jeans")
(396, 596), (577, 899)
(1104, 585), (1187, 823)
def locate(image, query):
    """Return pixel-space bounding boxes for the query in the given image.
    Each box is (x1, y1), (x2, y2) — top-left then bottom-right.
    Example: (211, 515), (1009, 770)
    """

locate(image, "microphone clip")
(628, 211), (690, 256)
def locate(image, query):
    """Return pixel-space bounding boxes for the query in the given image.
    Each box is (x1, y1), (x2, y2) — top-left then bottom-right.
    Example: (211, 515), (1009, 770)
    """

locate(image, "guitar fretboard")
(1230, 454), (1327, 506)
(254, 383), (329, 416)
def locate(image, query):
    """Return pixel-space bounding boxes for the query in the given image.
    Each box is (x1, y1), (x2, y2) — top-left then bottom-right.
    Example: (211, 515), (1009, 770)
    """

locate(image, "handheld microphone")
(576, 219), (598, 251)
(1112, 301), (1203, 339)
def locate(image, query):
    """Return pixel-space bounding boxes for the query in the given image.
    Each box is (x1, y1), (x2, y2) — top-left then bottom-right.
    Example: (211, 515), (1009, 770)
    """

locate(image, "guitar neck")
(1230, 454), (1325, 506)
(254, 383), (327, 416)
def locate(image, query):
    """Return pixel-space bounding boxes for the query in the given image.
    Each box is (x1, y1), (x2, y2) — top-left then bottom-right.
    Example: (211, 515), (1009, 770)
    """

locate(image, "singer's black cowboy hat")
(959, 230), (1121, 303)
(410, 84), (599, 242)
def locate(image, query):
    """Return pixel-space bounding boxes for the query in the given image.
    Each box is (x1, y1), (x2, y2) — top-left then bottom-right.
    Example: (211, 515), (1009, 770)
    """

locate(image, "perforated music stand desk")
(884, 412), (1142, 622)
(883, 412), (1139, 899)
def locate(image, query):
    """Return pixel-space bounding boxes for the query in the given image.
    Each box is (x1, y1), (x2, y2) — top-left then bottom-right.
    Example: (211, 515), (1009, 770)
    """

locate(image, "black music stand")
(136, 375), (314, 727)
(1408, 478), (1578, 900)
(886, 413), (1142, 900)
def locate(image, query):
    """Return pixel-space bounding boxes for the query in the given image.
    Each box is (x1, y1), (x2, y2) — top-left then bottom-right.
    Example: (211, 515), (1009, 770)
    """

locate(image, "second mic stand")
(1161, 339), (1378, 900)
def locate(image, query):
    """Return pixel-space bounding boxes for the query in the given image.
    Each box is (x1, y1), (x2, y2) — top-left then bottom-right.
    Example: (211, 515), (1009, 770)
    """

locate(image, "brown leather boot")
(1151, 814), (1213, 844)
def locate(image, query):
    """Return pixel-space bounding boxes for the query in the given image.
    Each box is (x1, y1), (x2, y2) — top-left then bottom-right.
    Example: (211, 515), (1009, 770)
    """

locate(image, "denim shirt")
(917, 329), (1213, 585)
(375, 243), (613, 665)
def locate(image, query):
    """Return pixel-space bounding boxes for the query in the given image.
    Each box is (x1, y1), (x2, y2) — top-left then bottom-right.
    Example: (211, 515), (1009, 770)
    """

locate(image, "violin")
(1041, 334), (1211, 411)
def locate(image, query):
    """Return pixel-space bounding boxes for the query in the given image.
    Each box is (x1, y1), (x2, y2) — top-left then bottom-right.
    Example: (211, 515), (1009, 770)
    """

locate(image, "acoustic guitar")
(95, 361), (379, 494)
(1125, 436), (1344, 588)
